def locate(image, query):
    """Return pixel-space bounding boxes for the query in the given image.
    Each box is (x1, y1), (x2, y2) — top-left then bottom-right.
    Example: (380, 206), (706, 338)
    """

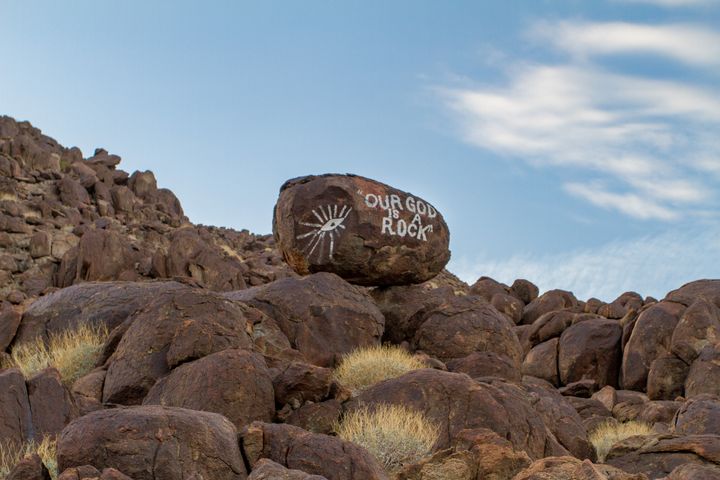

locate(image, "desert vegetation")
(334, 345), (426, 394)
(589, 420), (653, 462)
(335, 403), (439, 473)
(0, 436), (57, 479)
(4, 324), (107, 385)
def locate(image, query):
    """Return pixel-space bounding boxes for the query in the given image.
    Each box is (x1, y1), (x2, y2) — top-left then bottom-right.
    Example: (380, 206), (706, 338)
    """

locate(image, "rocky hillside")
(2, 116), (720, 480)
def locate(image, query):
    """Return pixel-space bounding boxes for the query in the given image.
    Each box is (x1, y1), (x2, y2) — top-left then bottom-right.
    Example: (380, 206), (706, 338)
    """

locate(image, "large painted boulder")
(273, 174), (450, 286)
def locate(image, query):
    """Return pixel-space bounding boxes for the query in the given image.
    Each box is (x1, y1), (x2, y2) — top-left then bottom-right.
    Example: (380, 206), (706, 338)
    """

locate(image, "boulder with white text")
(273, 174), (451, 286)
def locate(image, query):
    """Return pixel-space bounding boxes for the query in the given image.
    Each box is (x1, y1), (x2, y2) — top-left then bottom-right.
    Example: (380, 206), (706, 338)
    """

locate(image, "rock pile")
(2, 117), (720, 480)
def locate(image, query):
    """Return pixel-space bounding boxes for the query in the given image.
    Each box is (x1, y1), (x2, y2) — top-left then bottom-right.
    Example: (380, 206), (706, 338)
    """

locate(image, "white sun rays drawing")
(296, 204), (353, 261)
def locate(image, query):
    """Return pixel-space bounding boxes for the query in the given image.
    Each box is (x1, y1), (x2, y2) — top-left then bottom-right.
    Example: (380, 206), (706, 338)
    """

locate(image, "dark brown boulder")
(621, 301), (685, 391)
(143, 349), (274, 429)
(57, 405), (247, 480)
(673, 394), (720, 435)
(512, 456), (645, 480)
(27, 367), (78, 437)
(511, 279), (539, 305)
(226, 273), (384, 367)
(412, 295), (523, 365)
(284, 399), (343, 435)
(685, 346), (720, 398)
(0, 301), (21, 351)
(523, 338), (560, 386)
(5, 454), (51, 480)
(241, 421), (388, 480)
(13, 281), (186, 346)
(58, 177), (91, 207)
(607, 434), (720, 479)
(647, 355), (688, 400)
(346, 369), (568, 459)
(0, 368), (33, 444)
(58, 466), (135, 480)
(469, 277), (509, 301)
(491, 293), (524, 324)
(665, 279), (720, 307)
(671, 299), (720, 365)
(370, 282), (455, 344)
(613, 400), (680, 424)
(521, 289), (578, 325)
(272, 361), (335, 408)
(526, 310), (576, 348)
(667, 463), (720, 480)
(273, 174), (450, 286)
(103, 286), (254, 404)
(248, 459), (328, 480)
(559, 318), (622, 388)
(446, 351), (522, 382)
(598, 292), (644, 320)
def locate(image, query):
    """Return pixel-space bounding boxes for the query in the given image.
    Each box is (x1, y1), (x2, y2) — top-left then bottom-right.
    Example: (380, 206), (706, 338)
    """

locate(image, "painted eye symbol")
(296, 204), (352, 261)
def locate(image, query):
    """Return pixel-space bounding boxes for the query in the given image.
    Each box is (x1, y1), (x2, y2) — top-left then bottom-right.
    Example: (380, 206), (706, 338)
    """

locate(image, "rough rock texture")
(521, 289), (578, 325)
(647, 355), (688, 400)
(0, 368), (33, 444)
(273, 174), (450, 286)
(671, 299), (720, 365)
(57, 405), (247, 480)
(673, 394), (720, 435)
(667, 463), (720, 480)
(512, 456), (647, 480)
(685, 346), (720, 398)
(27, 367), (78, 436)
(102, 286), (255, 404)
(446, 351), (522, 382)
(5, 454), (51, 480)
(247, 459), (328, 480)
(523, 338), (560, 386)
(241, 421), (388, 480)
(226, 273), (384, 367)
(347, 369), (569, 459)
(559, 318), (623, 388)
(143, 349), (275, 429)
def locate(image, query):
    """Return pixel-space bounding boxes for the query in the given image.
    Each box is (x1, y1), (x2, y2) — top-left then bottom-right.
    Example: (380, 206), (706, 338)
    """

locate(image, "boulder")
(57, 405), (247, 480)
(523, 338), (560, 386)
(671, 299), (720, 365)
(0, 368), (33, 444)
(241, 422), (388, 480)
(621, 301), (685, 391)
(272, 361), (335, 407)
(673, 394), (720, 435)
(248, 459), (328, 480)
(143, 349), (275, 429)
(607, 434), (720, 479)
(347, 369), (569, 459)
(598, 292), (643, 320)
(102, 286), (254, 404)
(447, 351), (522, 382)
(647, 355), (688, 400)
(273, 174), (450, 286)
(559, 318), (622, 388)
(5, 454), (51, 480)
(226, 273), (384, 367)
(57, 466), (134, 480)
(512, 456), (646, 480)
(412, 295), (523, 365)
(284, 399), (343, 435)
(665, 280), (720, 307)
(521, 289), (578, 325)
(511, 279), (539, 305)
(667, 463), (720, 480)
(0, 301), (21, 351)
(27, 367), (78, 437)
(685, 346), (720, 398)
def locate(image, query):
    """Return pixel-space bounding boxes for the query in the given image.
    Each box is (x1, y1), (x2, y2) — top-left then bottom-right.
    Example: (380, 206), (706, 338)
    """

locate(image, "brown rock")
(248, 459), (328, 480)
(671, 299), (720, 365)
(673, 394), (720, 435)
(57, 465), (101, 480)
(273, 361), (335, 407)
(613, 400), (680, 424)
(685, 346), (720, 398)
(447, 351), (522, 382)
(412, 295), (523, 365)
(512, 456), (646, 480)
(647, 355), (688, 400)
(665, 279), (720, 307)
(57, 405), (247, 480)
(523, 338), (560, 386)
(241, 421), (388, 480)
(284, 399), (343, 435)
(27, 367), (78, 436)
(6, 454), (51, 480)
(511, 279), (539, 305)
(58, 177), (90, 207)
(521, 289), (578, 325)
(29, 231), (51, 258)
(491, 293), (525, 324)
(127, 170), (158, 200)
(103, 286), (254, 404)
(470, 277), (509, 301)
(273, 174), (450, 286)
(667, 463), (720, 480)
(598, 292), (644, 320)
(621, 301), (685, 391)
(559, 318), (622, 388)
(607, 434), (720, 479)
(143, 349), (274, 429)
(0, 301), (21, 351)
(527, 310), (576, 347)
(0, 368), (33, 444)
(347, 369), (569, 459)
(57, 229), (140, 286)
(226, 273), (384, 367)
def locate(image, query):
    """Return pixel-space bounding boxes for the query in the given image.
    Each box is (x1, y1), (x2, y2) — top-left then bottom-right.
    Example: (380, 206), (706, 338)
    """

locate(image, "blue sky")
(2, 0), (719, 301)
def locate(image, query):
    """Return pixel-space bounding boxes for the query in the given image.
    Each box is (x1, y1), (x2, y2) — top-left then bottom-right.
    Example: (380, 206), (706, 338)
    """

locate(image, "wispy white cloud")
(440, 20), (720, 220)
(533, 22), (720, 68)
(450, 225), (720, 301)
(615, 0), (719, 7)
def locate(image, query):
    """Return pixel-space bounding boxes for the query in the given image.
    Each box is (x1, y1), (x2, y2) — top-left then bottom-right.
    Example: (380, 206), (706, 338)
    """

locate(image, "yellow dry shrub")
(0, 436), (57, 479)
(334, 345), (425, 394)
(336, 403), (439, 473)
(589, 420), (653, 462)
(7, 323), (107, 385)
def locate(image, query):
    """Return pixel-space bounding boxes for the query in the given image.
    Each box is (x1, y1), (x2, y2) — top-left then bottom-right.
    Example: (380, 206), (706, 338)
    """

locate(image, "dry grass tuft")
(334, 345), (425, 394)
(589, 420), (653, 462)
(0, 436), (57, 479)
(7, 323), (108, 385)
(336, 403), (439, 473)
